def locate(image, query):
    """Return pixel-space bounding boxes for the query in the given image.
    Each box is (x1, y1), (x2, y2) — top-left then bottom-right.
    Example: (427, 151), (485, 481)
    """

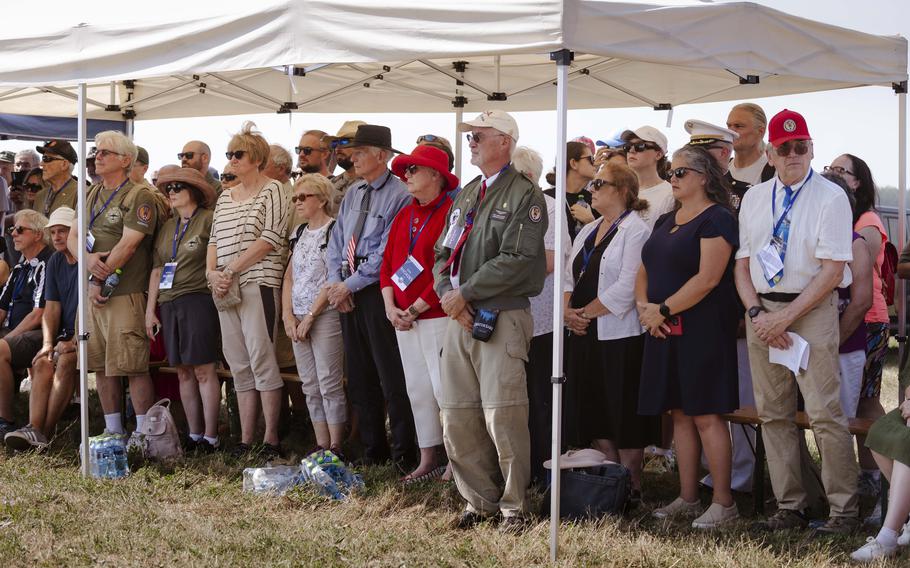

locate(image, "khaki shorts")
(86, 292), (150, 376)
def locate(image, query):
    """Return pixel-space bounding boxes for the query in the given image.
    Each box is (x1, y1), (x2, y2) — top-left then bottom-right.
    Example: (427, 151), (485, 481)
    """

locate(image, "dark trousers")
(340, 284), (417, 465)
(525, 332), (553, 486)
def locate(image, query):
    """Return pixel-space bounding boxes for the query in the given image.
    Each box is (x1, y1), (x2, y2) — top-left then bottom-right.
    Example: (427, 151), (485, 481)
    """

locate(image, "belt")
(759, 292), (800, 302)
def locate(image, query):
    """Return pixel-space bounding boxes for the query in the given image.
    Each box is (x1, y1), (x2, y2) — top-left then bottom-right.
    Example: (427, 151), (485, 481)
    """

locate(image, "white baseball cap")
(46, 206), (76, 229)
(624, 125), (668, 154)
(457, 110), (519, 141)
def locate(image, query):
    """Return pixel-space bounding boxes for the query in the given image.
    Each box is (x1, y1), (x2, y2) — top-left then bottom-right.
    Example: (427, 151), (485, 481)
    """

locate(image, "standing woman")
(146, 167), (220, 451)
(563, 163), (660, 500)
(544, 141), (598, 241)
(380, 145), (456, 482)
(826, 153), (890, 497)
(622, 126), (675, 230)
(207, 121), (288, 458)
(637, 145), (740, 529)
(281, 174), (346, 455)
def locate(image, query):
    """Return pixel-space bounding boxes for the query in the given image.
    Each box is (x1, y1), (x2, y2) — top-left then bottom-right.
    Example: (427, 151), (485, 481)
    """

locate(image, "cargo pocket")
(117, 329), (150, 374)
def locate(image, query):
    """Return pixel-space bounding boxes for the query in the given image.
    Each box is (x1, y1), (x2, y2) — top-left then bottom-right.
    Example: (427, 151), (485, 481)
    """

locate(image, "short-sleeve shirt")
(210, 181), (288, 289)
(0, 246), (52, 329)
(85, 180), (158, 296)
(736, 169), (854, 294)
(290, 221), (334, 316)
(637, 180), (675, 230)
(43, 250), (78, 337)
(153, 208), (214, 303)
(854, 210), (889, 324)
(33, 177), (78, 217)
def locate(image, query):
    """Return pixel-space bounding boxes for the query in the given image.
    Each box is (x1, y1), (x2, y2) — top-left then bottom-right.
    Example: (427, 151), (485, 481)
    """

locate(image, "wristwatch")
(658, 303), (672, 319)
(748, 305), (766, 319)
(408, 305), (420, 318)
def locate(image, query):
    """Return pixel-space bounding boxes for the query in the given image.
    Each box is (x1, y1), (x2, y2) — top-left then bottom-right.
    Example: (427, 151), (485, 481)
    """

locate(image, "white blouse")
(291, 221), (333, 316)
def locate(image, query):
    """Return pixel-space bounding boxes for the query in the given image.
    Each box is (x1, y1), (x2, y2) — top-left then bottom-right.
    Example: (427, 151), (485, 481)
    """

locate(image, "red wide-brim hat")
(391, 145), (459, 192)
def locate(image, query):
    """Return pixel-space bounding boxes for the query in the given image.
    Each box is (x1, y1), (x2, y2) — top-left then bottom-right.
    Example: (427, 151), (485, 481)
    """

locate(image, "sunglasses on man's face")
(774, 140), (810, 157)
(165, 182), (188, 194)
(623, 142), (660, 154)
(41, 154), (65, 163)
(295, 146), (324, 156)
(8, 225), (35, 235)
(220, 173), (236, 182)
(225, 150), (246, 160)
(667, 167), (703, 180)
(177, 151), (196, 160)
(330, 138), (352, 149)
(466, 132), (507, 145)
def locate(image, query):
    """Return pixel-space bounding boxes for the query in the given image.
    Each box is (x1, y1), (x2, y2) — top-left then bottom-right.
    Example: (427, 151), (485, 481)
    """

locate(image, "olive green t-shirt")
(153, 208), (213, 303)
(86, 180), (158, 296)
(34, 177), (78, 217)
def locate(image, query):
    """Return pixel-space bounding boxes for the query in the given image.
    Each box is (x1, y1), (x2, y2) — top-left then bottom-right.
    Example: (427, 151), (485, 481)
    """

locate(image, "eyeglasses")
(41, 155), (65, 163)
(295, 146), (325, 156)
(225, 150), (247, 160)
(466, 132), (507, 144)
(291, 193), (317, 203)
(290, 170), (303, 180)
(823, 165), (854, 177)
(416, 134), (440, 144)
(590, 179), (616, 191)
(405, 164), (421, 176)
(774, 140), (810, 157)
(25, 183), (43, 192)
(220, 173), (236, 182)
(330, 138), (352, 149)
(177, 152), (196, 160)
(164, 182), (188, 194)
(9, 225), (35, 235)
(95, 149), (123, 159)
(623, 142), (660, 154)
(667, 167), (703, 180)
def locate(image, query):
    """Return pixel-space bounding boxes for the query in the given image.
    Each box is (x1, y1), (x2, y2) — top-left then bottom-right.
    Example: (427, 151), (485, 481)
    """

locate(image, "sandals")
(402, 464), (448, 485)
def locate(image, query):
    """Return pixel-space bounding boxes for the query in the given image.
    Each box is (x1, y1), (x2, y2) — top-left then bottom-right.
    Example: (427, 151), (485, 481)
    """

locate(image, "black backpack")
(289, 220), (335, 252)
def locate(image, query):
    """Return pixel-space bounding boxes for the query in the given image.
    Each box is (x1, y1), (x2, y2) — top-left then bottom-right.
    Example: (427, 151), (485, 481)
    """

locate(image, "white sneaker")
(692, 502), (739, 530)
(652, 497), (702, 519)
(850, 537), (898, 563)
(18, 377), (31, 393)
(898, 522), (910, 547)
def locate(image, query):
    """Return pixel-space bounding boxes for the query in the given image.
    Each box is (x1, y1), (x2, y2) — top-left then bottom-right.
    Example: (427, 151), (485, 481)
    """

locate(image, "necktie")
(346, 186), (373, 272)
(782, 185), (794, 211)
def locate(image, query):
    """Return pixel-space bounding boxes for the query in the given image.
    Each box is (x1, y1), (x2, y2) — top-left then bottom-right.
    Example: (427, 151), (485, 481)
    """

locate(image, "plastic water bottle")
(100, 269), (123, 299)
(98, 440), (111, 479)
(112, 442), (128, 478)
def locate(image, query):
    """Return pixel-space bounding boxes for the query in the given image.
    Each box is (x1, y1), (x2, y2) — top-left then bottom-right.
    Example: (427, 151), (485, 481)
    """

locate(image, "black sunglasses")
(623, 141), (660, 153)
(823, 165), (854, 177)
(416, 134), (440, 144)
(290, 170), (303, 180)
(466, 132), (507, 144)
(220, 173), (236, 182)
(405, 164), (421, 176)
(165, 182), (189, 194)
(295, 146), (324, 156)
(330, 138), (352, 149)
(667, 167), (703, 179)
(291, 193), (317, 203)
(578, 155), (595, 165)
(25, 183), (43, 192)
(225, 150), (246, 160)
(590, 179), (616, 191)
(774, 140), (810, 157)
(8, 225), (35, 235)
(177, 151), (196, 160)
(41, 155), (65, 163)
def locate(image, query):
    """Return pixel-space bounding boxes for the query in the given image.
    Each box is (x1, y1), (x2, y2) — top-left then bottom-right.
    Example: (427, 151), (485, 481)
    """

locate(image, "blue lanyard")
(579, 210), (630, 274)
(89, 179), (129, 229)
(172, 209), (199, 261)
(408, 199), (446, 255)
(772, 169), (813, 235)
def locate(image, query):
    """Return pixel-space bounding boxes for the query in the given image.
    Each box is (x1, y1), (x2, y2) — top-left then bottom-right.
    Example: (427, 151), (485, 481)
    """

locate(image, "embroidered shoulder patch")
(528, 204), (542, 223)
(136, 203), (153, 226)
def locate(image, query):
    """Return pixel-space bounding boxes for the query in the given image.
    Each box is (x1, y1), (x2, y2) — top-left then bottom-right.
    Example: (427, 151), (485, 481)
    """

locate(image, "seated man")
(5, 208), (77, 449)
(0, 210), (53, 436)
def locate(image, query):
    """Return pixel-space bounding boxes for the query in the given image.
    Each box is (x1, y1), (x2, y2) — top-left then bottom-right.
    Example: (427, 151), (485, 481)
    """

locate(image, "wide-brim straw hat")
(155, 166), (217, 208)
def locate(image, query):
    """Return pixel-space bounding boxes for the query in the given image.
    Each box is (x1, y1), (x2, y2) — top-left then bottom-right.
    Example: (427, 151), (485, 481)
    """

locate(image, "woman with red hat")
(380, 145), (457, 483)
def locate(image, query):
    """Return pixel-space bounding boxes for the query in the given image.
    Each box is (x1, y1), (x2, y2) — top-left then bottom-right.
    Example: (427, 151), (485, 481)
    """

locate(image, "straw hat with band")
(155, 166), (217, 208)
(323, 120), (367, 149)
(391, 145), (459, 192)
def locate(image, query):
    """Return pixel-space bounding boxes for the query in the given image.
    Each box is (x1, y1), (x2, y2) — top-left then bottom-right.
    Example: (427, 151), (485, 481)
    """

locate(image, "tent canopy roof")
(0, 0), (905, 119)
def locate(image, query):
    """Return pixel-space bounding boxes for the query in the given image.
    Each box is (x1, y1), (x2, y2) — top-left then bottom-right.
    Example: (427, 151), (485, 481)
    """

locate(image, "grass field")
(0, 347), (906, 567)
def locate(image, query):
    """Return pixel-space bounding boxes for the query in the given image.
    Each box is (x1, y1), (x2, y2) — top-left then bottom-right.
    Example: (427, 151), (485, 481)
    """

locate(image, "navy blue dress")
(637, 204), (740, 416)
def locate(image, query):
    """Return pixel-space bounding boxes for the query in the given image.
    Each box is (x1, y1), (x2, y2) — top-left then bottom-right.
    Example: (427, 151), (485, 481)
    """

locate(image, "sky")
(1, 0), (908, 188)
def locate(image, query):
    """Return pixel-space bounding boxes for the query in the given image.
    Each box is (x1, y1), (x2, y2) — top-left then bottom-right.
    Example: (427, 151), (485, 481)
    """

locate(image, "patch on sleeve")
(136, 203), (153, 227)
(528, 204), (543, 223)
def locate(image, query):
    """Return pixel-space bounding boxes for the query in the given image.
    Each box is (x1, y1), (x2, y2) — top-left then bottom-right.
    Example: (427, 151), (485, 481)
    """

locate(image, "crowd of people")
(0, 101), (908, 561)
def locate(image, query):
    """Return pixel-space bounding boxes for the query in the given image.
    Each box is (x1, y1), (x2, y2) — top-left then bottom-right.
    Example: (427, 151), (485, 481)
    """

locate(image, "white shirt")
(729, 154), (769, 186)
(291, 222), (333, 316)
(736, 169), (853, 294)
(529, 193), (571, 337)
(563, 212), (650, 341)
(637, 180), (674, 230)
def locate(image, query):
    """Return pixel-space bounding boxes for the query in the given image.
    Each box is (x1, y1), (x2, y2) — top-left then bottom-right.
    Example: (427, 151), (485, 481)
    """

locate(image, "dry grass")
(0, 347), (905, 567)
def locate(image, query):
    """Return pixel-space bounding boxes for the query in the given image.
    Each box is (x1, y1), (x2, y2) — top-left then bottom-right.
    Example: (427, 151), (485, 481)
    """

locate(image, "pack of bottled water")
(85, 433), (130, 479)
(242, 465), (304, 495)
(242, 449), (363, 500)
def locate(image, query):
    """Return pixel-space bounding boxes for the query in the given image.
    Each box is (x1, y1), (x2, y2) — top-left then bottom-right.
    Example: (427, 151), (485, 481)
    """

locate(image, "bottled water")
(242, 466), (302, 495)
(100, 269), (123, 299)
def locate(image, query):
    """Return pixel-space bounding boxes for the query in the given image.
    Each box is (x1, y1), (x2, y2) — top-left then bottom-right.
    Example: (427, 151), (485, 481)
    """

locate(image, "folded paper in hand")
(769, 332), (810, 376)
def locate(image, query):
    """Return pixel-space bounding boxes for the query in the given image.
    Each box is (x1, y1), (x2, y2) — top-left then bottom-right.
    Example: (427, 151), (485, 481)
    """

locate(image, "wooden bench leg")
(754, 424), (765, 516)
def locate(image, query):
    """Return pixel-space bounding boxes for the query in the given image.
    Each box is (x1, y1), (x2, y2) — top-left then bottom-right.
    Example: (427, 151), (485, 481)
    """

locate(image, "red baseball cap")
(768, 109), (811, 146)
(391, 145), (459, 191)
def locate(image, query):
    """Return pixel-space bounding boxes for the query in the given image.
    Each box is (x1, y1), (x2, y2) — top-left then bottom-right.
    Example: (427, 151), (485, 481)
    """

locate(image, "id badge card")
(757, 241), (784, 283)
(391, 255), (424, 291)
(86, 231), (96, 253)
(442, 208), (463, 249)
(159, 262), (177, 290)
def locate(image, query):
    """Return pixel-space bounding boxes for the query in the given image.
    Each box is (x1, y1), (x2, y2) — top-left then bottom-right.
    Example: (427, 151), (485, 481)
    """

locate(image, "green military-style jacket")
(433, 165), (547, 310)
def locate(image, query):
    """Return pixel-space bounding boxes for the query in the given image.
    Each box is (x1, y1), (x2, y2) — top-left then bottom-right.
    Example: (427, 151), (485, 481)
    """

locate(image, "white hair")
(511, 146), (543, 186)
(15, 149), (39, 165)
(94, 130), (138, 169)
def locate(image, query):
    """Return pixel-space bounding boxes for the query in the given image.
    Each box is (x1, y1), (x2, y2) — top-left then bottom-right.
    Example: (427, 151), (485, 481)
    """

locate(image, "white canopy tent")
(0, 0), (906, 561)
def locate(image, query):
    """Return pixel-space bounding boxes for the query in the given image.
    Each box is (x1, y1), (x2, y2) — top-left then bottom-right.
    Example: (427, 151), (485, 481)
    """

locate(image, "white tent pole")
(549, 48), (572, 564)
(76, 83), (90, 476)
(898, 89), (907, 390)
(454, 105), (463, 180)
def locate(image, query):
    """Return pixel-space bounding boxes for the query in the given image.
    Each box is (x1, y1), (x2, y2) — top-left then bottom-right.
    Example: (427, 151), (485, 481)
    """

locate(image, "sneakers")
(814, 515), (860, 536)
(899, 522), (910, 546)
(857, 470), (881, 498)
(652, 497), (702, 519)
(0, 418), (16, 439)
(692, 502), (740, 530)
(753, 508), (809, 531)
(850, 537), (898, 563)
(4, 424), (48, 451)
(126, 431), (147, 455)
(260, 443), (284, 460)
(195, 439), (220, 454)
(230, 443), (251, 459)
(499, 515), (530, 535)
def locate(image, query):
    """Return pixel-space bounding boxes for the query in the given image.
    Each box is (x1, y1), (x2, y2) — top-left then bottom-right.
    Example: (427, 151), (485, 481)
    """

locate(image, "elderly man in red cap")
(735, 109), (859, 534)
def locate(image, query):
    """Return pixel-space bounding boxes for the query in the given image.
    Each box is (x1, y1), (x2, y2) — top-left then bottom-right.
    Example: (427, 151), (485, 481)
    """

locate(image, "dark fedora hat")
(347, 124), (402, 154)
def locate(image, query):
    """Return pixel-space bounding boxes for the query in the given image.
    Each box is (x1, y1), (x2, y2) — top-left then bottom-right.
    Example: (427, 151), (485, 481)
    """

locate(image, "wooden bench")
(721, 407), (876, 515)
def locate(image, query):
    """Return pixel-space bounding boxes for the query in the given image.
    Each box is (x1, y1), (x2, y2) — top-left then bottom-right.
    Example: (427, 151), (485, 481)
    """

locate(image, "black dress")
(565, 225), (661, 449)
(638, 204), (740, 416)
